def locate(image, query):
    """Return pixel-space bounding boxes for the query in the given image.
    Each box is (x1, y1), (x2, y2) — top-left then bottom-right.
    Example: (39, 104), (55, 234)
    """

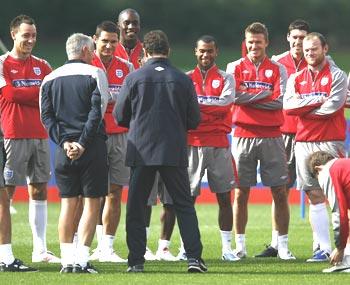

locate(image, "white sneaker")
(277, 249), (296, 260)
(144, 247), (158, 261)
(10, 205), (17, 215)
(156, 248), (177, 261)
(176, 249), (187, 261)
(98, 250), (127, 263)
(32, 251), (61, 263)
(323, 263), (350, 273)
(89, 248), (101, 261)
(222, 250), (240, 261)
(232, 248), (247, 259)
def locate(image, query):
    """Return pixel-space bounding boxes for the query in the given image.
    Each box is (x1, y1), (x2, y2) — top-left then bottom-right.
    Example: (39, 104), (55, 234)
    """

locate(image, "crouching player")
(308, 151), (350, 273)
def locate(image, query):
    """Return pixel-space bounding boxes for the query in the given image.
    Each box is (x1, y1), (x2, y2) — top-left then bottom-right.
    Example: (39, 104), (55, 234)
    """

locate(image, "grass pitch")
(2, 202), (350, 284)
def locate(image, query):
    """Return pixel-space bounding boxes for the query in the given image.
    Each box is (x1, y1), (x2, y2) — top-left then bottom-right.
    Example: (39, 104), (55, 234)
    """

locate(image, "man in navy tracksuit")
(40, 33), (110, 274)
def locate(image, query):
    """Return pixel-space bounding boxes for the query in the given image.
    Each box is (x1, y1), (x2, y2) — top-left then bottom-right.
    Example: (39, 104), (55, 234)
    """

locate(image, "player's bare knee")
(306, 189), (325, 204)
(216, 192), (232, 208)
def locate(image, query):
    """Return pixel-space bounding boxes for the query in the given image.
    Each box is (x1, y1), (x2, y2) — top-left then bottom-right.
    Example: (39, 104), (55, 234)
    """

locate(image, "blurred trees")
(1, 0), (349, 51)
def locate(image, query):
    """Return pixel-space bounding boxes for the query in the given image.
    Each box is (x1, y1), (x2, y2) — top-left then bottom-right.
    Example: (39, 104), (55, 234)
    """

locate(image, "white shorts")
(232, 137), (288, 187)
(188, 146), (236, 196)
(3, 139), (50, 185)
(295, 141), (345, 191)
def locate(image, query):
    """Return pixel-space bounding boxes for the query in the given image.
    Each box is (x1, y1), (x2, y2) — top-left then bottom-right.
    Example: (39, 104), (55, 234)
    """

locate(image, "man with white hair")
(40, 33), (109, 274)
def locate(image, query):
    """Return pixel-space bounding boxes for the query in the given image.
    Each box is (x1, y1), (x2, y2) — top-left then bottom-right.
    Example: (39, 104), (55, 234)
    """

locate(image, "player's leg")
(207, 147), (237, 261)
(156, 181), (177, 261)
(295, 142), (335, 262)
(28, 139), (60, 263)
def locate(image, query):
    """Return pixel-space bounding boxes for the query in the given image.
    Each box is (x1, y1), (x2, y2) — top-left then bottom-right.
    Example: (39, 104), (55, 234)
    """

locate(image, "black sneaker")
(187, 258), (208, 273)
(0, 258), (38, 272)
(72, 263), (98, 274)
(254, 245), (278, 258)
(60, 264), (73, 273)
(126, 264), (144, 273)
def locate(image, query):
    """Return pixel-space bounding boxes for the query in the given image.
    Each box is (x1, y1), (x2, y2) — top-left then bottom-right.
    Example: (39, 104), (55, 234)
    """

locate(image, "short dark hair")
(304, 32), (327, 47)
(10, 14), (35, 32)
(307, 151), (335, 178)
(245, 22), (268, 41)
(95, 21), (118, 37)
(118, 8), (140, 23)
(196, 35), (218, 48)
(288, 19), (310, 34)
(143, 30), (169, 56)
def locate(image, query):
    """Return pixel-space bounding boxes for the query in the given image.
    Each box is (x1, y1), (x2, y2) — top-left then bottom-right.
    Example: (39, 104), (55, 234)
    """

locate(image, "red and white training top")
(272, 51), (307, 134)
(284, 60), (347, 142)
(114, 41), (142, 69)
(226, 56), (287, 138)
(318, 158), (350, 250)
(0, 52), (51, 139)
(91, 53), (134, 134)
(187, 65), (235, 147)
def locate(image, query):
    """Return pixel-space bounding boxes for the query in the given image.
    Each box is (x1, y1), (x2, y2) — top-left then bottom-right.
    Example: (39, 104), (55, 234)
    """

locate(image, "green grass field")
(2, 203), (350, 284)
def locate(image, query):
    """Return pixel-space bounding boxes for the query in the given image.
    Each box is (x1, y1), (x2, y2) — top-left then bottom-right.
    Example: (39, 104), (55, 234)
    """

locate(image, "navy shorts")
(55, 137), (108, 198)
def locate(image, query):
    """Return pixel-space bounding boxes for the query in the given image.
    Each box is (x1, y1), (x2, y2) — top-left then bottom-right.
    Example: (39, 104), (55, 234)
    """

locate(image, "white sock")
(29, 199), (47, 254)
(158, 239), (171, 251)
(220, 230), (232, 252)
(312, 231), (319, 252)
(309, 203), (331, 253)
(344, 244), (350, 256)
(146, 227), (150, 240)
(73, 232), (78, 248)
(100, 234), (115, 251)
(60, 243), (75, 267)
(95, 225), (103, 247)
(75, 244), (90, 267)
(235, 234), (246, 252)
(0, 244), (15, 265)
(277, 234), (289, 251)
(271, 230), (279, 249)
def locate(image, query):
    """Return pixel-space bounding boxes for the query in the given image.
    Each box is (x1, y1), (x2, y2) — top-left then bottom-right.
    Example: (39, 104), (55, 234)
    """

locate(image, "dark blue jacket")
(40, 60), (110, 148)
(114, 57), (200, 167)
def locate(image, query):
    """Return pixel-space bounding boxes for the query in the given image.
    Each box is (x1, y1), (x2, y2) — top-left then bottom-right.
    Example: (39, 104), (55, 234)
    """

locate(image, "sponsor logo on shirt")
(33, 67), (41, 76)
(242, 70), (249, 74)
(264, 69), (273, 78)
(197, 95), (222, 104)
(242, 81), (273, 90)
(12, 79), (42, 87)
(10, 69), (18, 74)
(211, 80), (220, 89)
(300, 92), (327, 99)
(109, 84), (122, 101)
(115, 69), (123, 78)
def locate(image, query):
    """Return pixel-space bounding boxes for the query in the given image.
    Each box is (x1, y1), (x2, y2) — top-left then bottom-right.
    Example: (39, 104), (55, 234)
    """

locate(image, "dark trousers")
(126, 165), (203, 266)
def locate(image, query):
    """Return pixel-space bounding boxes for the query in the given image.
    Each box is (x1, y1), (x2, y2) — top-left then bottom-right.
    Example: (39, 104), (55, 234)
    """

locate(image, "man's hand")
(63, 141), (85, 160)
(330, 248), (344, 265)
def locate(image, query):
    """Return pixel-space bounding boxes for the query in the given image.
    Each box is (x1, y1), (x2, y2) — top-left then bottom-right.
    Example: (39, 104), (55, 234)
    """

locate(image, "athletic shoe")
(0, 258), (38, 272)
(254, 245), (278, 258)
(187, 258), (208, 273)
(155, 248), (177, 261)
(277, 249), (296, 260)
(127, 264), (144, 273)
(232, 248), (247, 259)
(72, 263), (98, 274)
(144, 247), (158, 261)
(222, 250), (240, 261)
(32, 251), (61, 263)
(323, 263), (350, 273)
(176, 249), (187, 261)
(306, 249), (330, 262)
(98, 250), (127, 263)
(60, 264), (73, 273)
(89, 248), (101, 261)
